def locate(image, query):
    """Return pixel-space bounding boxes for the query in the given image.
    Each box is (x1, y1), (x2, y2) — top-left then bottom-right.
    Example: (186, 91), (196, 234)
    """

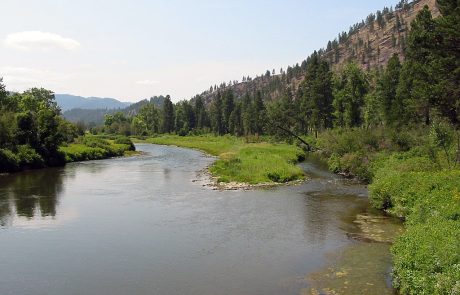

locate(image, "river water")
(0, 144), (401, 295)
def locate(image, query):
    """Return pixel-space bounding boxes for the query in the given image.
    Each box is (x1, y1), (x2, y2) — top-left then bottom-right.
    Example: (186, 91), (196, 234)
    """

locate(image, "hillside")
(196, 0), (441, 105)
(323, 0), (440, 70)
(63, 95), (165, 125)
(55, 94), (131, 111)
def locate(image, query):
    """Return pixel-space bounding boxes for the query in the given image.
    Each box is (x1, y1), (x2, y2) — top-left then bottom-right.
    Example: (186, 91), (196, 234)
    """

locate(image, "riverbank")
(0, 135), (137, 174)
(307, 127), (460, 294)
(135, 135), (306, 187)
(60, 135), (137, 163)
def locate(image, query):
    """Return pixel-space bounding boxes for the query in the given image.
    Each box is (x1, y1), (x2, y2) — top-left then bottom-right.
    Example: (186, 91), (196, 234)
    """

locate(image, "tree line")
(104, 4), (458, 139)
(0, 85), (83, 171)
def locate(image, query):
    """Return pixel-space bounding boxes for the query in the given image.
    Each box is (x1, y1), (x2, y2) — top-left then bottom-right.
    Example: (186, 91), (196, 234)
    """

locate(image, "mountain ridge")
(194, 0), (441, 105)
(55, 94), (131, 112)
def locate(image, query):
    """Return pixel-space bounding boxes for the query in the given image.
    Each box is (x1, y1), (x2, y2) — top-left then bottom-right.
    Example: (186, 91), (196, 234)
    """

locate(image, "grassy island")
(142, 135), (305, 184)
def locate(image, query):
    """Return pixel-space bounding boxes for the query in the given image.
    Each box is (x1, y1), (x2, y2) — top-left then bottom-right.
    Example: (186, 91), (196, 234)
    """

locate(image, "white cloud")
(4, 31), (80, 51)
(136, 79), (160, 85)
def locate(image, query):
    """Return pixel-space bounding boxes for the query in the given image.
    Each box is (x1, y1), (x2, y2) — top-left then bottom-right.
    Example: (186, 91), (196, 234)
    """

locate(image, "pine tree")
(253, 91), (266, 135)
(211, 92), (224, 135)
(333, 64), (369, 128)
(162, 95), (175, 133)
(222, 89), (234, 134)
(396, 6), (437, 125)
(378, 54), (402, 125)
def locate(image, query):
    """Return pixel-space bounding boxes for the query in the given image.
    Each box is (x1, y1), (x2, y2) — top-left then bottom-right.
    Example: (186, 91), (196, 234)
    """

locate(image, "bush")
(392, 218), (460, 295)
(60, 135), (135, 162)
(0, 148), (19, 172)
(16, 145), (44, 168)
(114, 136), (135, 151)
(369, 169), (460, 218)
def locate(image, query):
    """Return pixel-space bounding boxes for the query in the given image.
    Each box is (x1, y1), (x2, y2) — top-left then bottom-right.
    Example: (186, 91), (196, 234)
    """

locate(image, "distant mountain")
(62, 95), (166, 125)
(55, 94), (131, 112)
(123, 96), (166, 116)
(62, 108), (113, 126)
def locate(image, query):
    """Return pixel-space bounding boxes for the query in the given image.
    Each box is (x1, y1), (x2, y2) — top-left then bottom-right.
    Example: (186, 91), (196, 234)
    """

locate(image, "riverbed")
(0, 144), (401, 295)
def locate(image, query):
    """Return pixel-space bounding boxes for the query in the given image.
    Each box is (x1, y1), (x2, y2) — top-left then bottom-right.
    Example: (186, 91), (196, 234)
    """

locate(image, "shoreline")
(139, 140), (308, 190)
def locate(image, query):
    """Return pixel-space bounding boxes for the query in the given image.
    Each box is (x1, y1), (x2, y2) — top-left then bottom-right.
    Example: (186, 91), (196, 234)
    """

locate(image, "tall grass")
(144, 135), (305, 184)
(59, 135), (135, 162)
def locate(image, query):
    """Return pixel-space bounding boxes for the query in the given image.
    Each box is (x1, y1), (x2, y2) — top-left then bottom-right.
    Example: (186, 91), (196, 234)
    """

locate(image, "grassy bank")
(141, 135), (305, 184)
(1, 135), (136, 173)
(59, 135), (136, 163)
(308, 127), (460, 294)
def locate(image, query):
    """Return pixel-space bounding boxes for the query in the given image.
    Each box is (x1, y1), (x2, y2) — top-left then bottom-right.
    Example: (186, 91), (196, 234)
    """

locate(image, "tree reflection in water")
(0, 168), (65, 226)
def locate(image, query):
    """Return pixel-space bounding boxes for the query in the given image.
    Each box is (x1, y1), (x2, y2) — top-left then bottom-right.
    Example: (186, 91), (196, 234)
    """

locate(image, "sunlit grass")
(143, 135), (305, 184)
(59, 135), (135, 162)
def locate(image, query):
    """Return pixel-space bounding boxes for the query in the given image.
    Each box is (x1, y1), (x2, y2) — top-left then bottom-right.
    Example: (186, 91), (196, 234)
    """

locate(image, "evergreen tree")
(241, 93), (254, 135)
(194, 95), (208, 129)
(299, 53), (334, 135)
(211, 92), (224, 135)
(433, 0), (460, 124)
(222, 89), (234, 133)
(396, 6), (437, 125)
(333, 64), (369, 128)
(253, 91), (266, 134)
(378, 54), (402, 125)
(162, 95), (175, 133)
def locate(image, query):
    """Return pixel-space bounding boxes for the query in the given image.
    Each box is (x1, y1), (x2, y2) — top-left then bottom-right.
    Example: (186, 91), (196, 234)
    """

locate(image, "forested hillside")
(102, 0), (458, 138)
(55, 94), (131, 111)
(63, 95), (165, 126)
(195, 0), (440, 106)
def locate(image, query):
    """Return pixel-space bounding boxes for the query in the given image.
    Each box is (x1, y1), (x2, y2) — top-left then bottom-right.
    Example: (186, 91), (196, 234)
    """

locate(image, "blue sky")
(1, 0), (398, 102)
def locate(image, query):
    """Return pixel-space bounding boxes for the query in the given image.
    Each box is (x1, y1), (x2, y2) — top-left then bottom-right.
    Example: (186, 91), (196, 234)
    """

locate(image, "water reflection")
(0, 168), (64, 226)
(0, 145), (401, 295)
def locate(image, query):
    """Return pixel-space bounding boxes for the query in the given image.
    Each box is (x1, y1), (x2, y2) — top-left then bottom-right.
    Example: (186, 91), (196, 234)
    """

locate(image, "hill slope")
(62, 95), (165, 125)
(196, 0), (440, 105)
(55, 94), (131, 112)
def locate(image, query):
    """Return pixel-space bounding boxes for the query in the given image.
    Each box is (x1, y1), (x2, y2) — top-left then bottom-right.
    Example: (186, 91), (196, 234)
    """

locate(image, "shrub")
(392, 218), (460, 295)
(16, 145), (44, 168)
(370, 169), (460, 218)
(0, 148), (19, 172)
(114, 136), (135, 151)
(60, 135), (134, 162)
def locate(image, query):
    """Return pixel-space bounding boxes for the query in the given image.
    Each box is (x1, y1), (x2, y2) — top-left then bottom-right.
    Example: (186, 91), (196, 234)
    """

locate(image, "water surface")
(0, 144), (399, 295)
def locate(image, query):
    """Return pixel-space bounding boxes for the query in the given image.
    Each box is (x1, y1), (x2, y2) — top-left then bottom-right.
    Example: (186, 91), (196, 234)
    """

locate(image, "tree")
(253, 91), (266, 134)
(378, 54), (402, 125)
(432, 0), (460, 124)
(299, 53), (334, 135)
(229, 102), (243, 136)
(396, 6), (437, 125)
(241, 93), (254, 135)
(333, 64), (369, 128)
(222, 89), (234, 133)
(210, 92), (224, 135)
(138, 103), (160, 134)
(162, 95), (175, 133)
(194, 96), (209, 129)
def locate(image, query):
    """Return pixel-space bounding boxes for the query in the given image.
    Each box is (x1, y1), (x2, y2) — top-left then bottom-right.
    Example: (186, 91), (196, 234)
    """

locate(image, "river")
(0, 144), (402, 295)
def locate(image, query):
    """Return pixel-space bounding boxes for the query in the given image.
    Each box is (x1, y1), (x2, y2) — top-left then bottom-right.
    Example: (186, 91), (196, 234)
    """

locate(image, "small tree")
(429, 119), (455, 168)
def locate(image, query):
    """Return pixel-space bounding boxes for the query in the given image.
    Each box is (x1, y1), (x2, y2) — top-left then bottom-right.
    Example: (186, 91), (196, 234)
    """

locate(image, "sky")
(1, 0), (398, 102)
